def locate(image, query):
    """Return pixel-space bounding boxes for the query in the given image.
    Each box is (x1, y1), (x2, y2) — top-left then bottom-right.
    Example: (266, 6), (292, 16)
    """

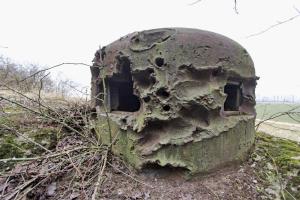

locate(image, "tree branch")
(234, 0), (238, 14)
(246, 10), (300, 38)
(294, 5), (300, 14)
(188, 0), (202, 6)
(18, 62), (92, 83)
(256, 105), (300, 131)
(1, 124), (52, 153)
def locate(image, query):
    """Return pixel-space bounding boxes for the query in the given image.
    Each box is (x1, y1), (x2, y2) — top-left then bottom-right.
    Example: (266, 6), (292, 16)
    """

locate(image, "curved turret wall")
(91, 28), (258, 173)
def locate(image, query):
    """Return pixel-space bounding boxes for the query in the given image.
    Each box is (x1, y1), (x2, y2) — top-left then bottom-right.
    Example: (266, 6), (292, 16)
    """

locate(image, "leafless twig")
(246, 8), (300, 38)
(234, 0), (238, 14)
(3, 177), (38, 200)
(256, 105), (300, 131)
(294, 5), (300, 14)
(0, 146), (94, 163)
(19, 62), (92, 83)
(188, 0), (202, 6)
(0, 124), (52, 153)
(37, 72), (50, 112)
(0, 96), (96, 144)
(189, 0), (238, 14)
(91, 150), (108, 200)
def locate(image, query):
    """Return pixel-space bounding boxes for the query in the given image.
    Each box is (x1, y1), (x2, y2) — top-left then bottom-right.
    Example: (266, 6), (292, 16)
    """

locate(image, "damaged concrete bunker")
(91, 28), (258, 174)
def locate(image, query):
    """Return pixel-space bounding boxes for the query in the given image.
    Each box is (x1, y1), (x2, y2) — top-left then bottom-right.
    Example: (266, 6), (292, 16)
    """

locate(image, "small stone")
(46, 182), (57, 197)
(117, 189), (123, 195)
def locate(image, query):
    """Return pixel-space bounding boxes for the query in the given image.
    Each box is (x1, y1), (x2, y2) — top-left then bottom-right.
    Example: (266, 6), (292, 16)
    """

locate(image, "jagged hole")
(143, 96), (151, 103)
(108, 57), (140, 112)
(141, 163), (189, 176)
(132, 68), (155, 88)
(156, 88), (170, 98)
(155, 57), (164, 67)
(224, 82), (242, 111)
(163, 105), (171, 111)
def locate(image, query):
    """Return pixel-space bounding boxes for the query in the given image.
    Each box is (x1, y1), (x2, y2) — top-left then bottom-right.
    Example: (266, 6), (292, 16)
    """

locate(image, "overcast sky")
(0, 0), (300, 100)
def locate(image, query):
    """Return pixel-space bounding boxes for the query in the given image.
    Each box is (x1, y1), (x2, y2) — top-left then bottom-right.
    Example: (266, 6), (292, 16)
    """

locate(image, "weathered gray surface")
(91, 28), (257, 174)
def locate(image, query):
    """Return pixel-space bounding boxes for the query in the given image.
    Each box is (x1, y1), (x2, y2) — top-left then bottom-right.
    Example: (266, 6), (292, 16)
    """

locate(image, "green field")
(256, 103), (300, 123)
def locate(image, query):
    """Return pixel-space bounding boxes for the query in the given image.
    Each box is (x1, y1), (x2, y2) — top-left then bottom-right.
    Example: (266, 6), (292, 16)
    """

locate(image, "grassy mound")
(253, 132), (300, 199)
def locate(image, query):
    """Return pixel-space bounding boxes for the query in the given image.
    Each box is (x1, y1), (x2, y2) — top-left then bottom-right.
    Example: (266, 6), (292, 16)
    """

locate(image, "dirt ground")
(1, 157), (262, 200)
(96, 163), (260, 200)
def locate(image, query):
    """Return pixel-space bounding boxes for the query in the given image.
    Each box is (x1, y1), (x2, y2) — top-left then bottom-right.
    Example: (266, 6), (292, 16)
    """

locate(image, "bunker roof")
(94, 28), (255, 79)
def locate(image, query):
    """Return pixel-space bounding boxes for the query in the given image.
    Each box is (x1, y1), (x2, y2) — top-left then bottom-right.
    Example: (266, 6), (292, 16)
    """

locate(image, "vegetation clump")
(0, 108), (59, 172)
(252, 132), (300, 199)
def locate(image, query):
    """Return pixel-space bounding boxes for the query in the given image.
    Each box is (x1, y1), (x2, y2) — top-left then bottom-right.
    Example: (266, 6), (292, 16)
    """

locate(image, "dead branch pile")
(0, 63), (148, 199)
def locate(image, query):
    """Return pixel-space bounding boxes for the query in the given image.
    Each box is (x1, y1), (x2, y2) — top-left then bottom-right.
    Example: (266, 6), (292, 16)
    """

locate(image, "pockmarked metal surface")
(91, 28), (258, 174)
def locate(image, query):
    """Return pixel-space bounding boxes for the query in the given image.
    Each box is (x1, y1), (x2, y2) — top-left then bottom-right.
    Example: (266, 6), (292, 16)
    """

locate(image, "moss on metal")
(91, 28), (258, 174)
